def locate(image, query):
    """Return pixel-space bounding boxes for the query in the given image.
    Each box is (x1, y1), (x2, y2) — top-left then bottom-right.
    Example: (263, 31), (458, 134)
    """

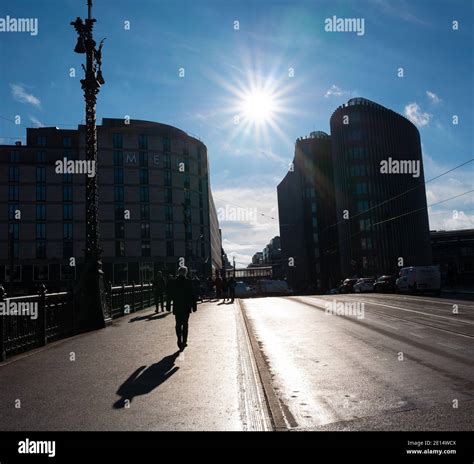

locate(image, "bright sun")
(240, 89), (276, 124)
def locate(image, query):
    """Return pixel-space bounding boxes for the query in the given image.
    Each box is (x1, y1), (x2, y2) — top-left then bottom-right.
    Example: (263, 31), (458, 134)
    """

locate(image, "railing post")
(140, 282), (144, 310)
(121, 281), (126, 317)
(0, 285), (6, 362)
(37, 284), (47, 347)
(131, 281), (136, 313)
(149, 280), (153, 308)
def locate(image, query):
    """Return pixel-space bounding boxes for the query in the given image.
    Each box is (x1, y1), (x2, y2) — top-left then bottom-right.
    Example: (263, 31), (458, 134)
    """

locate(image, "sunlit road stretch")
(242, 293), (474, 431)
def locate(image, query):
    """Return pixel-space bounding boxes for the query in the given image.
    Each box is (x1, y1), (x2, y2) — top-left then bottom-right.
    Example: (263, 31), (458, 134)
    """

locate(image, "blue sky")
(1, 0), (473, 265)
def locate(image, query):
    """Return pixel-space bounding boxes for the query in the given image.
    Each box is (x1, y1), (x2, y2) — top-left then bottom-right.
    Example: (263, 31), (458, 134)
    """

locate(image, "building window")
(361, 238), (373, 250)
(9, 166), (19, 183)
(114, 167), (124, 184)
(63, 172), (73, 184)
(63, 136), (72, 147)
(36, 223), (46, 239)
(115, 203), (124, 220)
(36, 241), (47, 259)
(139, 168), (149, 184)
(115, 240), (125, 257)
(36, 185), (46, 202)
(63, 185), (73, 202)
(359, 219), (371, 231)
(355, 182), (368, 195)
(36, 166), (46, 183)
(314, 248), (320, 258)
(141, 241), (151, 257)
(140, 204), (150, 220)
(36, 151), (46, 163)
(165, 223), (173, 239)
(36, 136), (47, 147)
(33, 264), (49, 280)
(115, 222), (125, 239)
(8, 223), (19, 240)
(165, 188), (173, 204)
(165, 170), (172, 186)
(163, 136), (171, 153)
(8, 186), (19, 201)
(313, 232), (319, 243)
(141, 223), (150, 239)
(10, 150), (20, 163)
(113, 133), (123, 149)
(113, 151), (123, 166)
(140, 186), (149, 202)
(166, 241), (174, 257)
(357, 200), (369, 213)
(138, 135), (148, 150)
(139, 262), (154, 282)
(312, 217), (318, 227)
(63, 223), (73, 240)
(164, 153), (171, 169)
(60, 263), (75, 279)
(139, 151), (148, 166)
(183, 145), (189, 156)
(114, 186), (124, 202)
(184, 174), (190, 189)
(63, 204), (73, 220)
(113, 263), (128, 285)
(36, 205), (46, 221)
(165, 205), (173, 221)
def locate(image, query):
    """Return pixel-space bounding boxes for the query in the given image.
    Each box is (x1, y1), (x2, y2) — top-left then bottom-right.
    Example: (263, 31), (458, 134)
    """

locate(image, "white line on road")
(352, 294), (474, 310)
(409, 332), (425, 339)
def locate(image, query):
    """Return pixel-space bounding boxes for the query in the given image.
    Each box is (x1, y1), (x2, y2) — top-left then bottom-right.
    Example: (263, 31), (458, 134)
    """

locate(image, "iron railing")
(0, 282), (157, 362)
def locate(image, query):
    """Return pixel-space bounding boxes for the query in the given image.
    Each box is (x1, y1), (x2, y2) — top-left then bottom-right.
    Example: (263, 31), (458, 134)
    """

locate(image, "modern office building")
(277, 131), (338, 292)
(431, 229), (474, 286)
(330, 98), (432, 277)
(0, 118), (221, 292)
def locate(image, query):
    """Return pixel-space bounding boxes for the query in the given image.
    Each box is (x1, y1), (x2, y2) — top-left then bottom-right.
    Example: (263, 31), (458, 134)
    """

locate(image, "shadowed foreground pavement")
(0, 301), (268, 431)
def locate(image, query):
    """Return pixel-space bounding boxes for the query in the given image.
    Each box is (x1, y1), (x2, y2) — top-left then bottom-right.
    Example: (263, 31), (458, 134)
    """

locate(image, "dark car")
(340, 278), (359, 293)
(373, 275), (397, 293)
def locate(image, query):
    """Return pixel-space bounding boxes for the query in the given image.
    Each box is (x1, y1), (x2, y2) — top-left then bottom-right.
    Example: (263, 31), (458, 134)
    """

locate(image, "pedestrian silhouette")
(171, 266), (197, 351)
(113, 352), (179, 409)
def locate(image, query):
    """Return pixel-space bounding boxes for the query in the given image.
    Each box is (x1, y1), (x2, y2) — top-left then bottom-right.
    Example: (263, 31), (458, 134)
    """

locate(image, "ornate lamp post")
(71, 0), (107, 330)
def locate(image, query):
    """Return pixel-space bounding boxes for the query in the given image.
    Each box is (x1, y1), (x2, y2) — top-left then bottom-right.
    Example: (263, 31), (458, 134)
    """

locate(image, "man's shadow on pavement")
(113, 352), (180, 409)
(129, 312), (170, 323)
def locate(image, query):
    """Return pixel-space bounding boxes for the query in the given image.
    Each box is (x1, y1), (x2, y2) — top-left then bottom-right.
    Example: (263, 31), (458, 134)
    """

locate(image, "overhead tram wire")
(323, 188), (474, 255)
(320, 158), (474, 233)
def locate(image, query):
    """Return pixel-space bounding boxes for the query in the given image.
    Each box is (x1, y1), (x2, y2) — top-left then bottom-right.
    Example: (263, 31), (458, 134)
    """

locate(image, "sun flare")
(240, 89), (277, 124)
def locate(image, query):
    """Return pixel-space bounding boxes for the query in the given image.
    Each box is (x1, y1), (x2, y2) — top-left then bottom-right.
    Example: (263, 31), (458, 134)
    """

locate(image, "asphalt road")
(242, 293), (474, 431)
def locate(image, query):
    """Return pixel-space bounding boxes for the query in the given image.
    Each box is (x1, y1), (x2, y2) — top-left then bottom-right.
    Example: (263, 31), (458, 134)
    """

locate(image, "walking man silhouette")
(172, 266), (196, 351)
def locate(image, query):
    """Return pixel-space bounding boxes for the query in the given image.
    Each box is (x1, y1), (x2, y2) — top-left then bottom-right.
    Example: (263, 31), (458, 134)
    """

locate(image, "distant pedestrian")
(206, 276), (214, 300)
(214, 274), (222, 300)
(228, 276), (236, 303)
(171, 266), (196, 351)
(153, 271), (165, 313)
(166, 273), (175, 312)
(221, 276), (229, 303)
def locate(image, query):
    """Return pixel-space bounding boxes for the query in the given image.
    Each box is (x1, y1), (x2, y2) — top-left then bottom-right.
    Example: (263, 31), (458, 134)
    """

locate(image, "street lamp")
(71, 0), (108, 330)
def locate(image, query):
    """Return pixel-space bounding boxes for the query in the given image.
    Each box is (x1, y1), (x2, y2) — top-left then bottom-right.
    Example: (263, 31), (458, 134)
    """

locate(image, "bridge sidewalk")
(0, 301), (245, 431)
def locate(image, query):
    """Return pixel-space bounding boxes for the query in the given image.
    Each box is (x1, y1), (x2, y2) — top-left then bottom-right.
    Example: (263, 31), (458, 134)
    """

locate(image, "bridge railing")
(0, 282), (156, 362)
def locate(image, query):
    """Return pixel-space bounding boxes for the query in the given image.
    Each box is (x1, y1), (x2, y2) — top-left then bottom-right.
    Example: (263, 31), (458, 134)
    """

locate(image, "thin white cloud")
(426, 91), (441, 104)
(29, 115), (44, 127)
(324, 84), (348, 98)
(10, 83), (41, 108)
(404, 102), (432, 127)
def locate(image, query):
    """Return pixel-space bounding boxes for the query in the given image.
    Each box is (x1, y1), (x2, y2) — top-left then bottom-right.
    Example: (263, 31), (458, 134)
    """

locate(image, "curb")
(236, 299), (289, 432)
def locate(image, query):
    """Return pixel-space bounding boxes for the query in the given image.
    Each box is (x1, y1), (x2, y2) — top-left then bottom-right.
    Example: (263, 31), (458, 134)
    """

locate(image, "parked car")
(396, 266), (441, 294)
(340, 278), (359, 293)
(234, 281), (256, 298)
(257, 279), (292, 295)
(353, 278), (375, 293)
(327, 287), (341, 295)
(373, 275), (397, 293)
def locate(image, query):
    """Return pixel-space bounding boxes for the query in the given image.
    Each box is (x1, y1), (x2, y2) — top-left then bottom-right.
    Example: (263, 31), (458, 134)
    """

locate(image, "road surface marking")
(409, 332), (424, 339)
(354, 294), (474, 310)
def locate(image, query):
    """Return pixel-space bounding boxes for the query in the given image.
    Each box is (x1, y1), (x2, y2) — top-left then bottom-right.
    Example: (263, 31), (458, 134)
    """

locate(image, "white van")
(396, 266), (441, 294)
